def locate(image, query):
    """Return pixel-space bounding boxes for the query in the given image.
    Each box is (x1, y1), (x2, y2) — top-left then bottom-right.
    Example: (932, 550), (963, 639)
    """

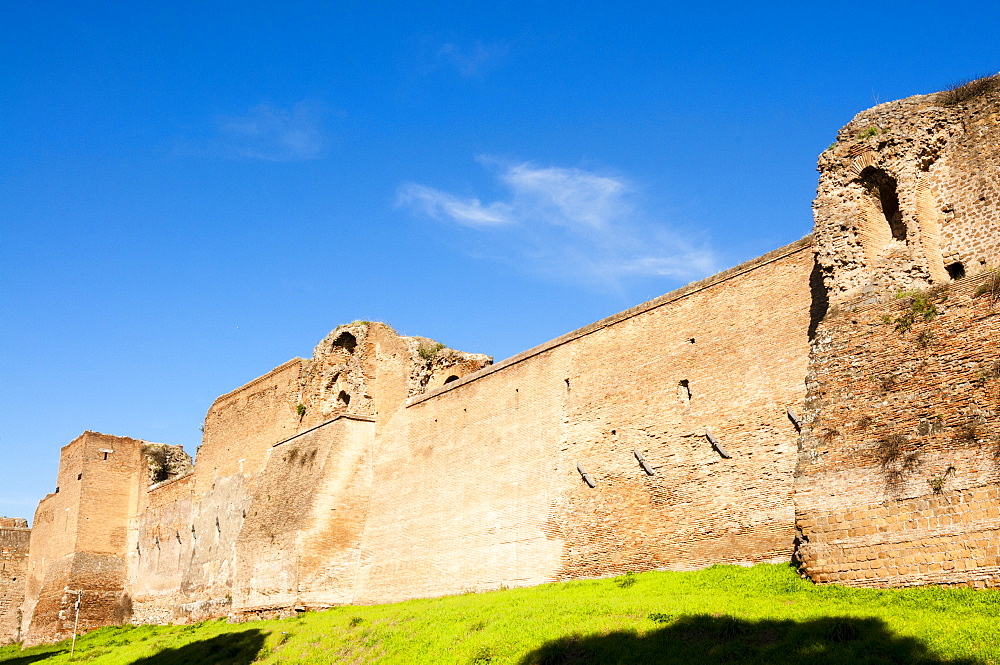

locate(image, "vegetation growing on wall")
(974, 269), (1000, 305)
(417, 342), (445, 360)
(937, 73), (1000, 106)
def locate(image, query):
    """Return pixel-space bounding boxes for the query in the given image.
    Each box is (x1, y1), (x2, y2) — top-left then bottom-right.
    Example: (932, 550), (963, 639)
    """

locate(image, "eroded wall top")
(814, 74), (1000, 302)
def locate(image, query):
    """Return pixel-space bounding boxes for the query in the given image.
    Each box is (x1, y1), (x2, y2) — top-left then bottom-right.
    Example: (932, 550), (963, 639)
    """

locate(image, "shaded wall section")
(355, 238), (815, 604)
(0, 518), (29, 644)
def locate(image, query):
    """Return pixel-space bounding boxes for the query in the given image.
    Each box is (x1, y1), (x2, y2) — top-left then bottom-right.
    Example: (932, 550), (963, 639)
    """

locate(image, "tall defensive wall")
(4, 75), (998, 645)
(12, 236), (816, 643)
(796, 76), (1000, 586)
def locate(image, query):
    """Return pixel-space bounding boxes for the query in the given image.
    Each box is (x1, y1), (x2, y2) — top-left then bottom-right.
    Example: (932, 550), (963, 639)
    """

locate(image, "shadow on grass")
(0, 652), (63, 665)
(129, 629), (266, 665)
(518, 615), (981, 665)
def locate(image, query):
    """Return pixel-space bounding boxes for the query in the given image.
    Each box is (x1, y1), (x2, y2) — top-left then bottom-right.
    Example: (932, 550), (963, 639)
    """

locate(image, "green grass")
(3, 564), (999, 664)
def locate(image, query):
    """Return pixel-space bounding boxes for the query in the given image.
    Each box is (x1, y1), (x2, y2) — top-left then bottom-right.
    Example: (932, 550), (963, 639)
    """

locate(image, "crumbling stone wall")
(297, 322), (492, 426)
(0, 518), (29, 644)
(121, 323), (488, 623)
(142, 445), (192, 486)
(798, 77), (1000, 587)
(813, 74), (1000, 303)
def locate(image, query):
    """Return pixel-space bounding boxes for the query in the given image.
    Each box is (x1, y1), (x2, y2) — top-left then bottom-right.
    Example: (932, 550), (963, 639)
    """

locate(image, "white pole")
(70, 591), (81, 656)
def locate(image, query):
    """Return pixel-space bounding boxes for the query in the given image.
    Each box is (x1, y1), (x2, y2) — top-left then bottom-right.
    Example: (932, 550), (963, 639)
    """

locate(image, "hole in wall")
(688, 338), (695, 344)
(678, 380), (691, 406)
(859, 166), (906, 241)
(444, 375), (459, 384)
(77, 473), (82, 480)
(338, 391), (351, 406)
(332, 332), (357, 354)
(946, 262), (966, 280)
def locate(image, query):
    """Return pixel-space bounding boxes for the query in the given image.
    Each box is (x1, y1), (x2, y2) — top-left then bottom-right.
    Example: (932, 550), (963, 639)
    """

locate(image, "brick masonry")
(0, 518), (29, 644)
(796, 272), (1000, 587)
(799, 76), (1000, 587)
(6, 76), (999, 644)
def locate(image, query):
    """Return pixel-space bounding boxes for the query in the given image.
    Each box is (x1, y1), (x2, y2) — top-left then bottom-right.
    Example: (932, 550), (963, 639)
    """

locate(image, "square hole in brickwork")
(946, 262), (966, 280)
(678, 380), (691, 406)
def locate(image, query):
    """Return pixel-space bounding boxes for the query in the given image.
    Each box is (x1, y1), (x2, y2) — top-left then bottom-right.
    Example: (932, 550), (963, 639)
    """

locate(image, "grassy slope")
(2, 564), (999, 664)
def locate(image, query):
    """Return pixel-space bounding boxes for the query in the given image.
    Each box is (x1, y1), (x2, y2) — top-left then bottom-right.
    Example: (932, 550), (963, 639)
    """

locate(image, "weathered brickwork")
(796, 271), (1000, 587)
(0, 518), (29, 644)
(800, 76), (1000, 587)
(233, 415), (375, 612)
(20, 433), (150, 645)
(6, 79), (998, 646)
(354, 241), (814, 603)
(813, 75), (1000, 303)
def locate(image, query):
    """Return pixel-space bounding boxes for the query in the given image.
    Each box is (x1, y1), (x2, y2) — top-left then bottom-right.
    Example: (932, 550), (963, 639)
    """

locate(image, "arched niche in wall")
(331, 331), (357, 355)
(850, 153), (949, 284)
(859, 166), (906, 241)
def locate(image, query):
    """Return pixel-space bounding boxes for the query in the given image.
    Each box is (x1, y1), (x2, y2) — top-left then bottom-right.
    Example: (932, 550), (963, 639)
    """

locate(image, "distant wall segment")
(0, 518), (29, 644)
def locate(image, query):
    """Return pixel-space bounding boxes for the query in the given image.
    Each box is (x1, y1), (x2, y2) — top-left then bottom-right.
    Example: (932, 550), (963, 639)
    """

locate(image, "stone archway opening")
(859, 167), (906, 241)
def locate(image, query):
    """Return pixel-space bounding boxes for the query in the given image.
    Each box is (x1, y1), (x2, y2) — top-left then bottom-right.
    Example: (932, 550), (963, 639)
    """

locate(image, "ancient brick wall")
(197, 358), (305, 494)
(232, 415), (375, 613)
(813, 75), (1000, 303)
(20, 432), (148, 646)
(354, 239), (816, 604)
(799, 78), (1000, 587)
(0, 518), (29, 644)
(127, 474), (195, 624)
(121, 324), (485, 623)
(795, 272), (1000, 586)
(11, 81), (996, 642)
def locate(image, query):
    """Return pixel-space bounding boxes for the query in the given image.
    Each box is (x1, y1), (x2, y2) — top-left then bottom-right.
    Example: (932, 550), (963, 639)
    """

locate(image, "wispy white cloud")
(181, 101), (328, 162)
(396, 183), (514, 226)
(396, 158), (715, 285)
(434, 40), (506, 77)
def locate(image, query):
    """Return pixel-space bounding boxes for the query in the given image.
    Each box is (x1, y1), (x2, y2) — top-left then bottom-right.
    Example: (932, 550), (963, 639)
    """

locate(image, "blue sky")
(2, 1), (997, 520)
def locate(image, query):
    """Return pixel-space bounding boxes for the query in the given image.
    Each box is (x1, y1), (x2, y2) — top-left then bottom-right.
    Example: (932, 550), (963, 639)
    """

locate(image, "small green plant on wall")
(418, 342), (445, 359)
(296, 403), (306, 418)
(928, 466), (956, 494)
(893, 289), (940, 332)
(856, 126), (880, 139)
(974, 268), (1000, 305)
